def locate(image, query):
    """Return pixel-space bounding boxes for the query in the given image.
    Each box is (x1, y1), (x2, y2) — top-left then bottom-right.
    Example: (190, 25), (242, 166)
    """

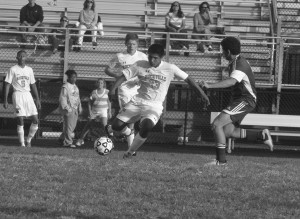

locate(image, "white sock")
(120, 126), (131, 136)
(127, 132), (134, 149)
(17, 125), (25, 146)
(27, 123), (38, 143)
(128, 133), (146, 153)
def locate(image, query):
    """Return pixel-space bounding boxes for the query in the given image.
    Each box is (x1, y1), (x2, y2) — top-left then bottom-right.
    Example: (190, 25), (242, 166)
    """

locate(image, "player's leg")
(126, 122), (135, 149)
(76, 119), (93, 146)
(26, 115), (39, 147)
(16, 116), (25, 147)
(63, 110), (78, 147)
(211, 112), (233, 164)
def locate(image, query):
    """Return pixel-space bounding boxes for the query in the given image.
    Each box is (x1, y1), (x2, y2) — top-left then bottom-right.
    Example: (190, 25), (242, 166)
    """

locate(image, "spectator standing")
(192, 2), (213, 52)
(51, 16), (75, 54)
(75, 78), (111, 147)
(19, 0), (45, 43)
(200, 37), (273, 166)
(76, 0), (98, 51)
(165, 1), (189, 55)
(3, 50), (41, 147)
(58, 70), (82, 148)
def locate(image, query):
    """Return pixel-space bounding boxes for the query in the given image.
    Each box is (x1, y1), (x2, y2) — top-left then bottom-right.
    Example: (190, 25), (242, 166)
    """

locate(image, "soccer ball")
(94, 136), (114, 156)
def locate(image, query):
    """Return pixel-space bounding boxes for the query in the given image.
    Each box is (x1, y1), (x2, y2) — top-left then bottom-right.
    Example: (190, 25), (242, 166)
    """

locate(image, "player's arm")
(107, 97), (112, 119)
(59, 87), (72, 112)
(104, 65), (123, 78)
(3, 82), (11, 109)
(88, 99), (93, 117)
(109, 75), (126, 96)
(31, 83), (41, 109)
(200, 78), (237, 89)
(185, 76), (210, 105)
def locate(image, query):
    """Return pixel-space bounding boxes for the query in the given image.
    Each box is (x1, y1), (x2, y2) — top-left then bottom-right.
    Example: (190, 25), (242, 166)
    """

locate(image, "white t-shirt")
(166, 12), (186, 28)
(5, 65), (36, 92)
(109, 50), (148, 97)
(123, 61), (188, 104)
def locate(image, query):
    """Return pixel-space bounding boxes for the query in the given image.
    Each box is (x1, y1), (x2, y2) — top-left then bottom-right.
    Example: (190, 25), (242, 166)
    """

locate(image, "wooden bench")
(210, 112), (300, 153)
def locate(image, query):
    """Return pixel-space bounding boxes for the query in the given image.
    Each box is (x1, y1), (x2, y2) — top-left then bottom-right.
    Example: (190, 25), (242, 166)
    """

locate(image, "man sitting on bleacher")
(19, 0), (45, 43)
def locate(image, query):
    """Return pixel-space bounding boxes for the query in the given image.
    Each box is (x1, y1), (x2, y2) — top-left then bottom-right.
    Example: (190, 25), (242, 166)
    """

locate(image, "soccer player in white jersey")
(109, 44), (210, 158)
(3, 50), (41, 147)
(104, 33), (148, 150)
(200, 37), (273, 166)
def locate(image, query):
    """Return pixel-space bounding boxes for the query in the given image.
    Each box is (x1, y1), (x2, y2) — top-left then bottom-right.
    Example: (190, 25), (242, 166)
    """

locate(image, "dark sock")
(216, 144), (226, 163)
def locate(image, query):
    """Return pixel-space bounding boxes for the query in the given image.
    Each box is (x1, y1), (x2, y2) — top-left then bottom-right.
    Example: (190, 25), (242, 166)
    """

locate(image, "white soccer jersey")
(109, 50), (148, 98)
(123, 61), (188, 104)
(5, 65), (36, 92)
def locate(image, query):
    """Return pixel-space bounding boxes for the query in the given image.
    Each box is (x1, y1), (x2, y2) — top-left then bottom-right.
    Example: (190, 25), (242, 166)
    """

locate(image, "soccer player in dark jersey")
(200, 37), (273, 166)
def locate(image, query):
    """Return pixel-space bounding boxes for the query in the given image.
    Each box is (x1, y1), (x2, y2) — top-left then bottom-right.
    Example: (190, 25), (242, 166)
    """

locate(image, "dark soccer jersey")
(228, 55), (257, 101)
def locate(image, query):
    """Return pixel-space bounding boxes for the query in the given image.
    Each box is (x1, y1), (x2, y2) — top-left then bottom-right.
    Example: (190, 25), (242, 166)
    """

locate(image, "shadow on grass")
(0, 206), (109, 219)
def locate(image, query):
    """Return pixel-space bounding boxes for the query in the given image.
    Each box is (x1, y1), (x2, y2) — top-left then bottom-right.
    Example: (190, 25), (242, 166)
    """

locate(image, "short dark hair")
(125, 33), (139, 44)
(65, 69), (77, 78)
(17, 50), (27, 57)
(97, 78), (106, 88)
(221, 37), (241, 55)
(199, 2), (210, 11)
(148, 44), (165, 57)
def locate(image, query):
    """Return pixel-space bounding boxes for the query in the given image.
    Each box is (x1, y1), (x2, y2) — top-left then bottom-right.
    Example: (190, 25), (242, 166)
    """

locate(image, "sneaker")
(262, 129), (274, 151)
(205, 160), (227, 166)
(70, 144), (76, 148)
(105, 124), (114, 137)
(132, 151), (137, 156)
(207, 45), (213, 51)
(92, 42), (98, 47)
(182, 46), (188, 50)
(20, 144), (26, 147)
(75, 139), (84, 147)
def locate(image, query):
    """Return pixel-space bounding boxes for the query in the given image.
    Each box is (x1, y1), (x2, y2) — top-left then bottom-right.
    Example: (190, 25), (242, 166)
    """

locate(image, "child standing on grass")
(59, 70), (82, 148)
(75, 78), (111, 147)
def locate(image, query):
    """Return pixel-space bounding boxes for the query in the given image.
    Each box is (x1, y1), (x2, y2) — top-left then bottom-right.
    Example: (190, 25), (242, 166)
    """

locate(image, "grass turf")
(0, 140), (299, 219)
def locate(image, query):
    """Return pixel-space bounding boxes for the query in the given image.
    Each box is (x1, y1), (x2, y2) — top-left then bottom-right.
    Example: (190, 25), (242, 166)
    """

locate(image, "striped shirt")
(90, 89), (109, 114)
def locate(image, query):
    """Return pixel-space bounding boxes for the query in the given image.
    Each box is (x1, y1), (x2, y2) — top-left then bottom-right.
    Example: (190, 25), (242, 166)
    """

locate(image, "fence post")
(63, 29), (70, 83)
(275, 38), (284, 115)
(165, 32), (170, 62)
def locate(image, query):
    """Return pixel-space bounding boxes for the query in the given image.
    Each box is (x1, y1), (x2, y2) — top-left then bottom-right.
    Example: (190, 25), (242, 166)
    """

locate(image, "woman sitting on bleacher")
(76, 0), (98, 51)
(165, 1), (189, 56)
(192, 2), (213, 53)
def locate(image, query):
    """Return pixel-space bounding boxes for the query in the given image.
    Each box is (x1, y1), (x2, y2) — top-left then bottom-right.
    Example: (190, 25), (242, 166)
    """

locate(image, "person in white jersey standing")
(3, 50), (41, 147)
(109, 44), (210, 158)
(104, 33), (148, 152)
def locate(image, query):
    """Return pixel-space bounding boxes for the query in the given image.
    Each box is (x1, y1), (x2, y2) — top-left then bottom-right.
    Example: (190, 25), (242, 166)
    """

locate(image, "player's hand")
(36, 100), (41, 110)
(108, 111), (112, 119)
(3, 101), (8, 109)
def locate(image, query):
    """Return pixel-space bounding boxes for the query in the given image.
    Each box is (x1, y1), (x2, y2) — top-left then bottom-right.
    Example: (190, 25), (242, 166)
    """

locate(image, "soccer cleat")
(20, 144), (26, 147)
(123, 151), (134, 159)
(26, 141), (31, 148)
(105, 124), (114, 137)
(75, 139), (84, 147)
(262, 129), (274, 151)
(70, 144), (76, 148)
(132, 151), (137, 156)
(205, 159), (227, 166)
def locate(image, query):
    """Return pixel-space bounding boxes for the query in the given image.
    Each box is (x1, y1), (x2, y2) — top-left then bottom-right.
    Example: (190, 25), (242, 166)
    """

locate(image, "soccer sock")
(128, 133), (146, 153)
(17, 125), (25, 146)
(240, 129), (247, 139)
(127, 131), (134, 149)
(27, 123), (38, 143)
(120, 126), (132, 136)
(216, 143), (226, 163)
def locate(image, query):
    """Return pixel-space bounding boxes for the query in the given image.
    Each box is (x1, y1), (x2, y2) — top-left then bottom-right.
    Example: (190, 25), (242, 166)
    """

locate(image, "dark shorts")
(223, 98), (256, 127)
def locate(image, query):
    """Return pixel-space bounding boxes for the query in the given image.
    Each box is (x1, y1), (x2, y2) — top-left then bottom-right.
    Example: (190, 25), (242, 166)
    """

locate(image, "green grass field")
(0, 140), (299, 219)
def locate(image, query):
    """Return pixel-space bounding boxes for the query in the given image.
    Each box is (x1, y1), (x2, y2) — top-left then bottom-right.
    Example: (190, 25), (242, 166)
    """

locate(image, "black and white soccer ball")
(94, 136), (114, 156)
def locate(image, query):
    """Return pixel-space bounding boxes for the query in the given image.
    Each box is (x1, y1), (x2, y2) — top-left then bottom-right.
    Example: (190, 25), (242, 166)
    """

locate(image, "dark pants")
(51, 36), (74, 52)
(165, 28), (189, 50)
(19, 23), (45, 41)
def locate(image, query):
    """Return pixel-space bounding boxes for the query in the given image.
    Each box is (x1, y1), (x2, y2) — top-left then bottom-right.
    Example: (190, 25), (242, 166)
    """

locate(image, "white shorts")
(89, 109), (107, 120)
(117, 100), (163, 126)
(12, 91), (38, 117)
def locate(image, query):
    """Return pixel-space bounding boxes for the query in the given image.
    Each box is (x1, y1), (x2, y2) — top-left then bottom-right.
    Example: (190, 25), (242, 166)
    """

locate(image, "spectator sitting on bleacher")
(75, 0), (98, 51)
(51, 16), (75, 54)
(165, 1), (189, 56)
(192, 2), (213, 53)
(19, 0), (45, 43)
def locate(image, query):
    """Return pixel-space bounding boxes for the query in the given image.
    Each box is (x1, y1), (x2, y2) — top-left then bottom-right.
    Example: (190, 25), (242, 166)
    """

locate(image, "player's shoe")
(75, 139), (84, 147)
(26, 141), (31, 148)
(70, 144), (76, 148)
(262, 129), (274, 151)
(123, 151), (135, 159)
(132, 151), (137, 156)
(205, 160), (227, 166)
(105, 125), (114, 137)
(20, 144), (26, 147)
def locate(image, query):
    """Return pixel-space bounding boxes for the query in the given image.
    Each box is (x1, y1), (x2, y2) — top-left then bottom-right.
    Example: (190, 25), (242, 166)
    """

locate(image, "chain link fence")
(0, 27), (299, 145)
